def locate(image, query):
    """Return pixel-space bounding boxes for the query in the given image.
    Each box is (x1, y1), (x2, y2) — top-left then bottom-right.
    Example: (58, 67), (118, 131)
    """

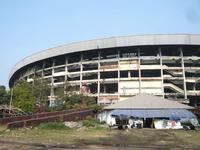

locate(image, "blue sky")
(0, 0), (200, 88)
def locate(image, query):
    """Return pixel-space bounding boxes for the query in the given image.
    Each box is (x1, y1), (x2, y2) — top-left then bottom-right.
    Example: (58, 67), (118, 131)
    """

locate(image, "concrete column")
(80, 53), (83, 91)
(42, 61), (45, 80)
(50, 59), (55, 106)
(159, 48), (164, 98)
(138, 49), (141, 94)
(117, 50), (120, 102)
(97, 50), (101, 104)
(180, 48), (187, 99)
(64, 56), (68, 94)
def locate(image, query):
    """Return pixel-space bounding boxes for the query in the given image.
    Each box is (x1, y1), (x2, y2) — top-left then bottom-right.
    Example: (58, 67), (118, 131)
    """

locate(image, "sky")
(0, 0), (200, 88)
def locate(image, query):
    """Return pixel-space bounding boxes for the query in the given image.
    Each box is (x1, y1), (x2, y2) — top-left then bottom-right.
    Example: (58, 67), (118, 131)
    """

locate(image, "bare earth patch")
(0, 125), (200, 149)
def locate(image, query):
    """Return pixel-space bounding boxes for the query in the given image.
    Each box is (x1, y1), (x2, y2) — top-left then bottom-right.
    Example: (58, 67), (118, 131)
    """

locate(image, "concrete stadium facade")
(9, 34), (200, 106)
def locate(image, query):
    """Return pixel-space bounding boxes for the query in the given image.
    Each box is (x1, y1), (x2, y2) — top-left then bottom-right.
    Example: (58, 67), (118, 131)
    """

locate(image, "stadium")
(9, 34), (200, 107)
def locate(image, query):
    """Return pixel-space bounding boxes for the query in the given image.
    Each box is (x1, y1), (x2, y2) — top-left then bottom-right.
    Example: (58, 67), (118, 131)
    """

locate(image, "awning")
(111, 109), (196, 120)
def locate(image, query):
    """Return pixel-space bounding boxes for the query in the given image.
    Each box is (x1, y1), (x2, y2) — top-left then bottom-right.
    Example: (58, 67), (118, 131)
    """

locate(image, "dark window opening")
(100, 83), (118, 93)
(67, 74), (80, 81)
(164, 79), (184, 90)
(182, 46), (200, 56)
(130, 70), (139, 77)
(120, 71), (128, 78)
(185, 71), (196, 77)
(35, 62), (43, 71)
(54, 56), (66, 66)
(88, 83), (98, 94)
(54, 67), (65, 73)
(44, 70), (52, 76)
(140, 47), (159, 56)
(120, 70), (139, 78)
(35, 71), (42, 78)
(196, 83), (200, 90)
(43, 78), (51, 84)
(67, 64), (80, 72)
(161, 46), (180, 56)
(186, 82), (195, 90)
(120, 49), (138, 58)
(68, 53), (81, 63)
(82, 73), (97, 80)
(100, 49), (118, 59)
(83, 50), (98, 61)
(45, 59), (53, 68)
(141, 70), (161, 77)
(162, 59), (182, 67)
(101, 71), (118, 79)
(83, 63), (98, 71)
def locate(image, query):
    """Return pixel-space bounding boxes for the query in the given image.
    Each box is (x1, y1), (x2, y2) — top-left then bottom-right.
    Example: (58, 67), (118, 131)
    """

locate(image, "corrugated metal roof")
(104, 94), (193, 110)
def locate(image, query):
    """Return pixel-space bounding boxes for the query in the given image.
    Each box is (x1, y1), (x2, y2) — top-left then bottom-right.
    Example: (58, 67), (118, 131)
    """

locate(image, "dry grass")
(0, 125), (200, 149)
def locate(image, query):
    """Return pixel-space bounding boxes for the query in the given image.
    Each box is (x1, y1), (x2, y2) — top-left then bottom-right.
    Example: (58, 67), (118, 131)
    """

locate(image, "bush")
(37, 122), (69, 130)
(82, 118), (101, 127)
(90, 104), (103, 113)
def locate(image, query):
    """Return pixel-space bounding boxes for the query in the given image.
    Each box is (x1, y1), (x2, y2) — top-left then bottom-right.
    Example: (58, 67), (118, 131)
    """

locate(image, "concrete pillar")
(117, 50), (120, 102)
(50, 59), (55, 107)
(159, 48), (164, 98)
(80, 53), (83, 91)
(138, 49), (141, 94)
(97, 50), (101, 104)
(180, 48), (187, 99)
(64, 56), (68, 94)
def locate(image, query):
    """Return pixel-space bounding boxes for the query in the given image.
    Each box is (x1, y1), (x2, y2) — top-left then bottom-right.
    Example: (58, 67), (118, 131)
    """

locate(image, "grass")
(0, 122), (200, 149)
(37, 122), (69, 130)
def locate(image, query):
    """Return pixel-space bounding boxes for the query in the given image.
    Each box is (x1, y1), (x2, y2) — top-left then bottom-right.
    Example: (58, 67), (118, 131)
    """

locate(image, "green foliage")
(12, 80), (35, 112)
(82, 118), (101, 127)
(32, 78), (51, 108)
(54, 82), (97, 110)
(62, 93), (96, 109)
(37, 122), (69, 130)
(0, 85), (9, 105)
(90, 104), (103, 113)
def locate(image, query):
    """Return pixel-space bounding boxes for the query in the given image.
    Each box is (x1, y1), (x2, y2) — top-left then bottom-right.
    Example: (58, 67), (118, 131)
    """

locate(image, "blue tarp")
(111, 109), (196, 120)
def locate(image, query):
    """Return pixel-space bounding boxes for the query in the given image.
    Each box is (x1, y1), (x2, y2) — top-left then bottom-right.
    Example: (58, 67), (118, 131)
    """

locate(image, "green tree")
(0, 85), (9, 105)
(32, 78), (51, 108)
(12, 80), (35, 112)
(55, 82), (97, 110)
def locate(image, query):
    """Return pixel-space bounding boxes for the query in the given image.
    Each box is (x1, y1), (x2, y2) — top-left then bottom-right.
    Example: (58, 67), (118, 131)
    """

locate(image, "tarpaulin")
(111, 109), (196, 120)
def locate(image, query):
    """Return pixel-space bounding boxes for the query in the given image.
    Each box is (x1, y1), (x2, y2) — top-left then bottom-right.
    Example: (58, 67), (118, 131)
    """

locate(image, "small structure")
(0, 105), (26, 118)
(98, 94), (198, 129)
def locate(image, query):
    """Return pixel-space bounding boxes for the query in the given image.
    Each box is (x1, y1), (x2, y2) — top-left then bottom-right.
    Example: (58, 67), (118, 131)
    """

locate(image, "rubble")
(64, 121), (82, 128)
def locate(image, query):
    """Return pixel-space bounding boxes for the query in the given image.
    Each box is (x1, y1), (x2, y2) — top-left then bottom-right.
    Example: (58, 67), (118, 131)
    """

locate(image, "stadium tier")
(9, 34), (200, 106)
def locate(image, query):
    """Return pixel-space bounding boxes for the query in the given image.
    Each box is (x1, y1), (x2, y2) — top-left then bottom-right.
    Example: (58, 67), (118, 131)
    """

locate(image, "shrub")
(82, 118), (101, 127)
(37, 122), (69, 130)
(90, 104), (103, 113)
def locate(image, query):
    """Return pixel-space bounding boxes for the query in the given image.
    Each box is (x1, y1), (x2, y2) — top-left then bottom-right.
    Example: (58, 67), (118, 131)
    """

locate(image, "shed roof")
(104, 94), (193, 110)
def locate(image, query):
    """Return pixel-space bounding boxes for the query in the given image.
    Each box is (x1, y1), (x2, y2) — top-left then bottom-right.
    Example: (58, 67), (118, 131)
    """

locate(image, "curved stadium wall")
(9, 34), (200, 106)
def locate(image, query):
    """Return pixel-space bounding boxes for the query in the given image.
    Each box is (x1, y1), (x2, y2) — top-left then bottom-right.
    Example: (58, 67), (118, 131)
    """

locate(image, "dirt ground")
(0, 141), (164, 150)
(0, 125), (200, 150)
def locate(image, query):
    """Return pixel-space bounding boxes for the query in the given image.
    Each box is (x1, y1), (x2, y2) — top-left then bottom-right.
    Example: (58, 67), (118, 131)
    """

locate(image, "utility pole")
(9, 88), (13, 114)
